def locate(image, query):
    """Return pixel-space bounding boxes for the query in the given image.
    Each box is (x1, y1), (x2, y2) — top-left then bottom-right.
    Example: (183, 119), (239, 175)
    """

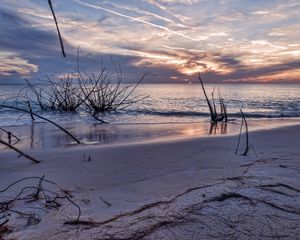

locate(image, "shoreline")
(0, 118), (299, 150)
(1, 116), (300, 128)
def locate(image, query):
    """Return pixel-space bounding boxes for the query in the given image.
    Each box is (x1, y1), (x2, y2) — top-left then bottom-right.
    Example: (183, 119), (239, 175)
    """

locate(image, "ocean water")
(0, 84), (299, 127)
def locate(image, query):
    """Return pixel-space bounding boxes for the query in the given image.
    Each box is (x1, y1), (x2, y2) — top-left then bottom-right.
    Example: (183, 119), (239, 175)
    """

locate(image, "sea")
(0, 83), (299, 127)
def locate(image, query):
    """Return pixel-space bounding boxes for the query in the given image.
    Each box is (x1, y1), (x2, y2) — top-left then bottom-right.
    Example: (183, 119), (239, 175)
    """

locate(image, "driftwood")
(240, 109), (249, 156)
(218, 88), (228, 122)
(198, 74), (227, 122)
(48, 0), (66, 57)
(235, 109), (249, 156)
(0, 104), (80, 144)
(0, 139), (40, 163)
(0, 176), (81, 225)
(199, 74), (215, 122)
(235, 117), (244, 154)
(0, 127), (20, 145)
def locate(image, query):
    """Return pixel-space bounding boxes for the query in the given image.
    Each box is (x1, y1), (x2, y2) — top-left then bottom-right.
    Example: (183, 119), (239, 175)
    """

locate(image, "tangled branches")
(14, 59), (154, 123)
(0, 176), (81, 231)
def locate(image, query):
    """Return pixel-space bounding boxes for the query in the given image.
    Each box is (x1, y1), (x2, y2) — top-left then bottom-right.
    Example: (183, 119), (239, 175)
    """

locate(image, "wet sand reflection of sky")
(1, 119), (298, 150)
(0, 122), (238, 150)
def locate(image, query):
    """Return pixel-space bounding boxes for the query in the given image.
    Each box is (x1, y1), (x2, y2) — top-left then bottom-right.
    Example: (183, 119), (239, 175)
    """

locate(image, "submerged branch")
(0, 139), (40, 163)
(198, 74), (215, 122)
(0, 104), (80, 144)
(198, 73), (227, 122)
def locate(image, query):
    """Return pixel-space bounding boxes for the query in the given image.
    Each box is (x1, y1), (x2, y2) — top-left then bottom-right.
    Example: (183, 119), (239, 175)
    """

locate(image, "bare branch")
(240, 109), (249, 156)
(0, 139), (40, 163)
(48, 0), (66, 57)
(0, 104), (80, 144)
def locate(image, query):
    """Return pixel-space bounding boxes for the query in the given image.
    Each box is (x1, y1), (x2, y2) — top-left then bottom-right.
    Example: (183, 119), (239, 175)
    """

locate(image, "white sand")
(0, 121), (300, 239)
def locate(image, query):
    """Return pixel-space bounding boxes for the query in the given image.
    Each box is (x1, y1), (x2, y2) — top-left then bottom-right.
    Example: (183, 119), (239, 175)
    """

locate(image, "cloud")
(74, 0), (203, 41)
(0, 52), (38, 77)
(157, 0), (200, 5)
(0, 0), (300, 84)
(219, 60), (300, 83)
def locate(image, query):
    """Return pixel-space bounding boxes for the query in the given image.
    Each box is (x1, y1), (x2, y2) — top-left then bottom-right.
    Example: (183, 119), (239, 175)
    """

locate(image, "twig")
(218, 88), (228, 122)
(198, 74), (215, 122)
(0, 127), (20, 144)
(83, 154), (91, 161)
(211, 86), (218, 118)
(235, 117), (244, 154)
(199, 74), (228, 122)
(114, 73), (155, 109)
(0, 139), (40, 163)
(48, 0), (66, 57)
(0, 176), (81, 224)
(240, 109), (249, 156)
(27, 101), (35, 121)
(92, 113), (108, 124)
(235, 109), (250, 155)
(0, 219), (9, 228)
(0, 104), (80, 144)
(99, 196), (112, 207)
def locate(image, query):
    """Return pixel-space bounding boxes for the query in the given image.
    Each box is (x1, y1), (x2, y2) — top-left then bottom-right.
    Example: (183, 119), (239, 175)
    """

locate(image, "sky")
(0, 0), (300, 84)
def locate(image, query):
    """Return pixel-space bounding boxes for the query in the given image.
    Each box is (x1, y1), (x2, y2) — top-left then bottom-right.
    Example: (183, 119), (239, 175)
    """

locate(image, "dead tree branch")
(240, 109), (249, 156)
(198, 74), (215, 122)
(235, 117), (244, 154)
(0, 127), (20, 145)
(48, 0), (66, 57)
(235, 109), (250, 155)
(198, 73), (227, 122)
(0, 104), (80, 144)
(0, 139), (40, 163)
(0, 176), (81, 224)
(218, 88), (227, 122)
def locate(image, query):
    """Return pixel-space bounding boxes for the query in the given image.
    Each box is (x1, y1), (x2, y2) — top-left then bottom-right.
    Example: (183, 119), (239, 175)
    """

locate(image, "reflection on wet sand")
(209, 122), (228, 135)
(1, 119), (297, 150)
(0, 122), (239, 150)
(30, 122), (35, 149)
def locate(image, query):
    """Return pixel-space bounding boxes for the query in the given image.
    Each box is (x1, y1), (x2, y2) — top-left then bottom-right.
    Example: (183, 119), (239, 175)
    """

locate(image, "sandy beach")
(0, 120), (299, 239)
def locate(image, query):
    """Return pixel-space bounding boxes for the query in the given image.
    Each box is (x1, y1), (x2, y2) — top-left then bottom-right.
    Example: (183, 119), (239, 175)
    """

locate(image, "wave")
(127, 109), (300, 119)
(1, 105), (300, 119)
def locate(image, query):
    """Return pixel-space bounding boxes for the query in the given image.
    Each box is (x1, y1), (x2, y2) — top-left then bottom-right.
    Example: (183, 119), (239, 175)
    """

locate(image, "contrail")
(74, 0), (200, 42)
(107, 1), (195, 29)
(107, 2), (175, 24)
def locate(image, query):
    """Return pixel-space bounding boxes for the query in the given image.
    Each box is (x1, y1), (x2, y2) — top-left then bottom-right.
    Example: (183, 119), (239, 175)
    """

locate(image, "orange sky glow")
(0, 0), (300, 84)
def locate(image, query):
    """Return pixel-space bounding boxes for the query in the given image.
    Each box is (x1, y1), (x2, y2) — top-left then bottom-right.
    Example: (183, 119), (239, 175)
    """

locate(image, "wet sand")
(1, 118), (299, 150)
